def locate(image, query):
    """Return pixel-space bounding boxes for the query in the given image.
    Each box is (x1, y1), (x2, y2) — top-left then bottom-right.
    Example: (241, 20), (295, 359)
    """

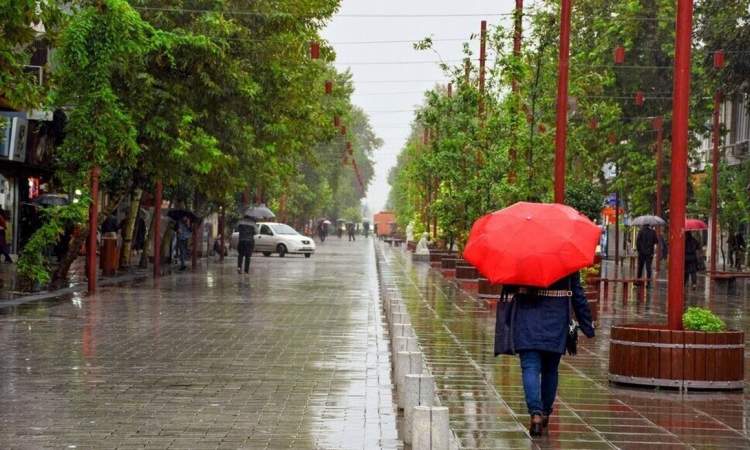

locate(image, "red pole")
(667, 0), (693, 330)
(87, 166), (100, 295)
(710, 90), (722, 273)
(654, 116), (664, 271)
(191, 218), (199, 271)
(219, 208), (225, 262)
(153, 180), (162, 279)
(478, 20), (487, 118)
(553, 0), (572, 204)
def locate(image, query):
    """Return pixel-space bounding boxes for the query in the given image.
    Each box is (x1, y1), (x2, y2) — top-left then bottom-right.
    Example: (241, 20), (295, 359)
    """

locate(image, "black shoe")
(529, 414), (543, 437)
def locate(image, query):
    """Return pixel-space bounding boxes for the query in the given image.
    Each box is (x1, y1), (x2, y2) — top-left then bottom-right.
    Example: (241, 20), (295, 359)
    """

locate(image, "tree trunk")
(50, 193), (125, 290)
(139, 208), (155, 268)
(119, 188), (143, 269)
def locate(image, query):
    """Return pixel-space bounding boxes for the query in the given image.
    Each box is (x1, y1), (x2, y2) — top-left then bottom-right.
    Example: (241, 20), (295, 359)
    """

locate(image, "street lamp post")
(153, 180), (163, 279)
(666, 0), (693, 330)
(654, 116), (664, 271)
(87, 166), (100, 295)
(553, 0), (572, 204)
(710, 90), (722, 274)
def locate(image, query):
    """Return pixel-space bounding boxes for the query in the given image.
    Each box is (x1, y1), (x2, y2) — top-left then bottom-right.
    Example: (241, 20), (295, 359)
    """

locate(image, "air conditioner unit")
(732, 140), (749, 158)
(22, 65), (43, 86)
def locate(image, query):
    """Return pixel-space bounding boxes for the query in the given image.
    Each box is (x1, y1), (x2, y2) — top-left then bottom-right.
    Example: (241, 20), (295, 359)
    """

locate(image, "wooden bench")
(709, 271), (750, 291)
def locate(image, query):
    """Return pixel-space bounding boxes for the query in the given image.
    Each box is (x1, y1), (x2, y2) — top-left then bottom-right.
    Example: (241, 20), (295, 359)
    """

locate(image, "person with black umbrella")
(176, 216), (192, 271)
(636, 225), (658, 284)
(236, 217), (256, 274)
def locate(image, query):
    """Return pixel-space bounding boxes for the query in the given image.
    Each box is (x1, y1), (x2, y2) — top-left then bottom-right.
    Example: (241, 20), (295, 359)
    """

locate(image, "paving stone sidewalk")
(377, 244), (750, 450)
(0, 239), (399, 449)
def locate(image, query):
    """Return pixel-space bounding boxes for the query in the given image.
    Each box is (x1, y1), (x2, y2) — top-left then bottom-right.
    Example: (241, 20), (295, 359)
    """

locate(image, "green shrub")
(682, 307), (727, 332)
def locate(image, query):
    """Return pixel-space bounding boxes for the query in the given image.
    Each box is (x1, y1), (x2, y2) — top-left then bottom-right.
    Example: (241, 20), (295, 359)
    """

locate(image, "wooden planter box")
(478, 278), (502, 299)
(609, 325), (744, 390)
(441, 258), (458, 269)
(455, 264), (479, 280)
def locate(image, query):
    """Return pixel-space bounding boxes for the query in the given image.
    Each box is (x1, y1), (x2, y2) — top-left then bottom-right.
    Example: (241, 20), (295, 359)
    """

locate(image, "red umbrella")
(685, 218), (708, 230)
(463, 202), (601, 287)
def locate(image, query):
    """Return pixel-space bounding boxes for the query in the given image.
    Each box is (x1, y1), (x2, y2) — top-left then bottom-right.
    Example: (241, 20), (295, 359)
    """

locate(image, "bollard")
(404, 374), (435, 444)
(395, 351), (423, 408)
(412, 406), (449, 450)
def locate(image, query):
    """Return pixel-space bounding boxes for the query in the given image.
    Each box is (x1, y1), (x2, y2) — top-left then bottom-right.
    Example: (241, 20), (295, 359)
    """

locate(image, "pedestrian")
(176, 216), (191, 271)
(635, 224), (658, 284)
(500, 272), (595, 436)
(236, 217), (256, 274)
(0, 210), (12, 263)
(363, 222), (370, 238)
(347, 222), (356, 242)
(317, 221), (327, 243)
(731, 231), (745, 270)
(337, 223), (343, 239)
(685, 232), (700, 289)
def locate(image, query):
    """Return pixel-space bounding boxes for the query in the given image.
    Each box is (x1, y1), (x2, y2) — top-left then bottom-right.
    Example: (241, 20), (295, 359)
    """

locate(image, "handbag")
(494, 298), (517, 356)
(565, 279), (579, 355)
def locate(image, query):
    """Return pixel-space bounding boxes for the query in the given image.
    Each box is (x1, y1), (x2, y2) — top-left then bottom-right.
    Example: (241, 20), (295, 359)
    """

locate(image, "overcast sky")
(322, 0), (519, 216)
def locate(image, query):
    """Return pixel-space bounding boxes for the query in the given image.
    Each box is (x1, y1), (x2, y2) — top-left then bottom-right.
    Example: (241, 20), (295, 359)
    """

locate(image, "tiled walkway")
(0, 239), (398, 449)
(377, 244), (750, 450)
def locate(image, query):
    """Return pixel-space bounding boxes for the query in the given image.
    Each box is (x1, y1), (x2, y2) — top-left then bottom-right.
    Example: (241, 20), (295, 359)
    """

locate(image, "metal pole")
(153, 180), (162, 279)
(191, 218), (199, 271)
(478, 20), (487, 119)
(553, 0), (572, 204)
(710, 91), (722, 274)
(87, 166), (100, 295)
(615, 191), (620, 275)
(667, 0), (693, 331)
(654, 116), (664, 271)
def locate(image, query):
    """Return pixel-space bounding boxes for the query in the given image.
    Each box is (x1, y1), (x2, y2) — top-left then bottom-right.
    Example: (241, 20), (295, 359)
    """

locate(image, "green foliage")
(682, 306), (727, 332)
(17, 200), (89, 287)
(566, 179), (604, 221)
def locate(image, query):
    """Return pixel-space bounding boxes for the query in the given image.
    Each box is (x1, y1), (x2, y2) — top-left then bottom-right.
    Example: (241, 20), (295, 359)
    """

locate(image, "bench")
(601, 277), (649, 302)
(709, 271), (750, 291)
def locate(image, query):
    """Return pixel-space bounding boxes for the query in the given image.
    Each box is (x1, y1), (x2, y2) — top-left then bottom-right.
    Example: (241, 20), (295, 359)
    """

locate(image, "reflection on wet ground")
(0, 239), (398, 449)
(378, 244), (750, 449)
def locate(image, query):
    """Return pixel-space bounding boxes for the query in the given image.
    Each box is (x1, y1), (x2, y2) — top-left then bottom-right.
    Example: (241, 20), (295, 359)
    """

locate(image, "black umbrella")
(167, 209), (199, 222)
(243, 203), (275, 220)
(32, 193), (69, 206)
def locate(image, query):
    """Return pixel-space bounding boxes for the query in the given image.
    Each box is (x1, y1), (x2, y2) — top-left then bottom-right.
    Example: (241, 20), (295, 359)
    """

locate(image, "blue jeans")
(519, 351), (562, 416)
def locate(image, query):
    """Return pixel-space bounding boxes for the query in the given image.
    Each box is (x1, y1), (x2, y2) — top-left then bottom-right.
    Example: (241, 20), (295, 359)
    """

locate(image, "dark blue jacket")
(505, 272), (595, 354)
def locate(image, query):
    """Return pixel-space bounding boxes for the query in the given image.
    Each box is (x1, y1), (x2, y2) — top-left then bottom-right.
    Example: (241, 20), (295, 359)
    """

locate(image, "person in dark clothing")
(363, 222), (370, 238)
(133, 216), (146, 251)
(317, 221), (327, 243)
(501, 272), (595, 436)
(176, 217), (191, 270)
(236, 218), (256, 274)
(0, 212), (12, 263)
(347, 223), (356, 242)
(685, 232), (700, 289)
(636, 225), (658, 283)
(729, 232), (745, 270)
(101, 214), (120, 235)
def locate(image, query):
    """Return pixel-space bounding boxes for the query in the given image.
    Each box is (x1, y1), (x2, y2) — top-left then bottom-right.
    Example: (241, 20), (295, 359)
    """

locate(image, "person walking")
(730, 231), (745, 270)
(0, 211), (12, 263)
(501, 272), (595, 436)
(635, 224), (658, 284)
(176, 217), (191, 271)
(347, 222), (356, 242)
(236, 217), (256, 274)
(685, 232), (700, 289)
(317, 221), (327, 243)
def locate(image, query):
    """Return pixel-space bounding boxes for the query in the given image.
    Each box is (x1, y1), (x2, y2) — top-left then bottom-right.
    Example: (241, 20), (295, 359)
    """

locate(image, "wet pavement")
(377, 244), (750, 450)
(0, 239), (399, 449)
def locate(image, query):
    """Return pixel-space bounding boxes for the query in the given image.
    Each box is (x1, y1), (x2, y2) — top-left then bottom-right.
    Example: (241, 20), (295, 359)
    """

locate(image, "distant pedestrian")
(729, 231), (745, 270)
(236, 218), (256, 274)
(363, 222), (370, 238)
(317, 221), (327, 243)
(0, 211), (12, 263)
(347, 223), (356, 242)
(337, 224), (343, 239)
(500, 272), (595, 437)
(636, 225), (658, 283)
(176, 217), (191, 271)
(685, 232), (700, 289)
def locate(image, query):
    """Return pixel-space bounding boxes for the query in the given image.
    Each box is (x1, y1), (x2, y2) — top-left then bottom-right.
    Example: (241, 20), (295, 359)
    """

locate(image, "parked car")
(230, 222), (316, 258)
